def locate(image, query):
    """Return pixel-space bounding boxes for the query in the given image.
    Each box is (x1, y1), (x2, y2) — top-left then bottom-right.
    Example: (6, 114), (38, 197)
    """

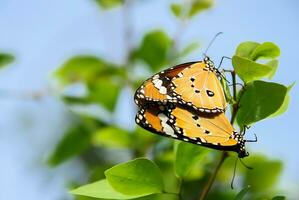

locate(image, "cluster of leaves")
(230, 41), (293, 127)
(45, 1), (291, 200)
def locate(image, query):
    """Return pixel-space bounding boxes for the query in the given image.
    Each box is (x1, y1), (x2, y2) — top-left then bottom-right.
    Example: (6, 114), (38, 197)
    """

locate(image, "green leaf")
(272, 196), (286, 200)
(265, 59), (279, 79)
(70, 179), (145, 199)
(171, 0), (214, 18)
(174, 142), (207, 178)
(93, 126), (132, 148)
(244, 155), (283, 192)
(235, 42), (260, 59)
(0, 53), (14, 68)
(236, 81), (287, 126)
(234, 185), (250, 200)
(170, 4), (181, 18)
(270, 82), (294, 118)
(86, 77), (120, 111)
(232, 56), (273, 83)
(48, 124), (91, 166)
(250, 42), (280, 61)
(189, 0), (214, 17)
(105, 158), (164, 196)
(135, 193), (179, 200)
(135, 30), (172, 71)
(54, 55), (107, 85)
(94, 0), (123, 9)
(235, 41), (280, 61)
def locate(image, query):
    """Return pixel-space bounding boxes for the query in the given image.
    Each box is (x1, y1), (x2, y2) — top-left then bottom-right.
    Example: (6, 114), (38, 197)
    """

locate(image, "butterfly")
(135, 103), (248, 158)
(134, 56), (227, 113)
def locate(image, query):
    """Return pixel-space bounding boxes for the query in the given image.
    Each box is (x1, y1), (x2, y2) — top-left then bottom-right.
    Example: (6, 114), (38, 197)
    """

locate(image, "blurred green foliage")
(171, 0), (214, 18)
(41, 1), (292, 200)
(0, 53), (14, 69)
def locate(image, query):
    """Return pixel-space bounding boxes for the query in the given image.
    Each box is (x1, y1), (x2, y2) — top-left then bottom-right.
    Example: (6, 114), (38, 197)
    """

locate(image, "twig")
(199, 151), (228, 200)
(198, 70), (239, 200)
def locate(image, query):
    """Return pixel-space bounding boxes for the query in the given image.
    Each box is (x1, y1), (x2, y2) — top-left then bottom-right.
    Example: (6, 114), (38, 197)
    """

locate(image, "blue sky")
(0, 0), (298, 199)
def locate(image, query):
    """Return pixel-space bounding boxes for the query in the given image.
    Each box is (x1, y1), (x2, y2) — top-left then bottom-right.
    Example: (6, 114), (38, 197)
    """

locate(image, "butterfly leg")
(245, 133), (258, 142)
(218, 56), (232, 69)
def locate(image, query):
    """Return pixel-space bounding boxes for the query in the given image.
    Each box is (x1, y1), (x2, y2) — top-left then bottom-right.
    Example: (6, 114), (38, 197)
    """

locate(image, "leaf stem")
(199, 70), (239, 200)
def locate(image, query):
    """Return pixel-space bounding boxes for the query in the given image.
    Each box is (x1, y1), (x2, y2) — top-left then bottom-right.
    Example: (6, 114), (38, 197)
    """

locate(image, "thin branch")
(230, 70), (238, 124)
(199, 151), (228, 200)
(0, 88), (50, 100)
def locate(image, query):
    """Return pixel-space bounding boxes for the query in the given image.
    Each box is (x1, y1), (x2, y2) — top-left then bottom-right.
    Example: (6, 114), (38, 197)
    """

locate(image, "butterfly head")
(203, 55), (216, 70)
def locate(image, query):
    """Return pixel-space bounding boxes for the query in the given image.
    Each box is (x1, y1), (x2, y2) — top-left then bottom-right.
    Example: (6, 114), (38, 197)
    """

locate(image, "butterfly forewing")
(134, 62), (198, 107)
(170, 62), (227, 113)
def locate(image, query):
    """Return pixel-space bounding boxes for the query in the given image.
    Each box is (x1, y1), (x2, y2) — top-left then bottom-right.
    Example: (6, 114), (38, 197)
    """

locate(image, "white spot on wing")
(159, 86), (167, 94)
(158, 113), (176, 138)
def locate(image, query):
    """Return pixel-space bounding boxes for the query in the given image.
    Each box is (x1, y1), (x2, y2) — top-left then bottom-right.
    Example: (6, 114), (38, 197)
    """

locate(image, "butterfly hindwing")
(135, 104), (246, 156)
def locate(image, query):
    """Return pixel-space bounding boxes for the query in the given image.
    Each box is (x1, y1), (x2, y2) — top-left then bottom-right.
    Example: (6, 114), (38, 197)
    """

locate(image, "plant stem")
(199, 151), (228, 200)
(230, 70), (238, 124)
(199, 70), (239, 200)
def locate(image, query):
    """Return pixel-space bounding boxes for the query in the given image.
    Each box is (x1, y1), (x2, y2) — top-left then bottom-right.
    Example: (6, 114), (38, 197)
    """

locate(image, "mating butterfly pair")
(134, 56), (249, 158)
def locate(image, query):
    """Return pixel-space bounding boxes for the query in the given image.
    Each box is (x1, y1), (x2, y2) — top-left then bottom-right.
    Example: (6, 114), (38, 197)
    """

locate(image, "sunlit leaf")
(70, 179), (144, 199)
(236, 81), (287, 126)
(265, 59), (279, 79)
(244, 155), (283, 192)
(134, 30), (172, 71)
(250, 42), (280, 61)
(234, 185), (250, 200)
(233, 42), (280, 82)
(189, 0), (214, 17)
(93, 126), (132, 148)
(170, 4), (181, 18)
(174, 142), (208, 178)
(235, 42), (260, 59)
(232, 56), (273, 83)
(105, 158), (164, 196)
(94, 0), (123, 9)
(270, 82), (295, 118)
(235, 41), (280, 61)
(54, 55), (107, 85)
(170, 0), (214, 18)
(0, 53), (14, 68)
(48, 124), (92, 166)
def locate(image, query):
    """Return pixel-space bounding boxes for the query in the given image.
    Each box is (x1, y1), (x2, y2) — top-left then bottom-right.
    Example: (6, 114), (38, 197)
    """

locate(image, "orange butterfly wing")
(136, 104), (246, 156)
(170, 107), (237, 146)
(134, 62), (197, 107)
(170, 62), (227, 113)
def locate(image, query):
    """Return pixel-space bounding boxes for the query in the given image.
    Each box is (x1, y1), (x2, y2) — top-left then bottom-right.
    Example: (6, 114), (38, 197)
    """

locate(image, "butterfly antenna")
(230, 156), (238, 189)
(204, 32), (223, 56)
(239, 158), (253, 170)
